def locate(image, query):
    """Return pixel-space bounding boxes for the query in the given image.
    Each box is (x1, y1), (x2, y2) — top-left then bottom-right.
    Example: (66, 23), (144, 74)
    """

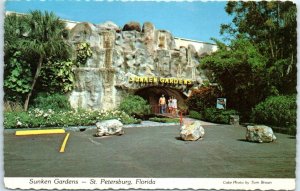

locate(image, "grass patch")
(188, 110), (202, 120)
(149, 117), (180, 123)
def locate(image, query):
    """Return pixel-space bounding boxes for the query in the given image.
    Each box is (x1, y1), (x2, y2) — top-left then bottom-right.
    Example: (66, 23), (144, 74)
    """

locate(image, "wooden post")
(180, 111), (183, 126)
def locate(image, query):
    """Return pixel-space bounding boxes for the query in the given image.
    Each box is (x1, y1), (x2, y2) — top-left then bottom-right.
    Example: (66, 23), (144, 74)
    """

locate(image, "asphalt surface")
(4, 124), (296, 178)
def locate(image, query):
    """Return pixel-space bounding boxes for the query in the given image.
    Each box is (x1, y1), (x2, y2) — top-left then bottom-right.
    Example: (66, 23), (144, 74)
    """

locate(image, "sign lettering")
(129, 76), (192, 85)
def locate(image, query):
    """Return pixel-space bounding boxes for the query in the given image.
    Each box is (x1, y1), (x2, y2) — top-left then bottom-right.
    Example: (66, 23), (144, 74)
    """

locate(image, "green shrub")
(202, 107), (239, 124)
(4, 112), (30, 128)
(189, 110), (202, 120)
(4, 109), (140, 129)
(75, 42), (93, 66)
(4, 51), (33, 102)
(39, 60), (76, 93)
(31, 93), (71, 112)
(251, 95), (296, 128)
(149, 117), (180, 123)
(119, 95), (150, 116)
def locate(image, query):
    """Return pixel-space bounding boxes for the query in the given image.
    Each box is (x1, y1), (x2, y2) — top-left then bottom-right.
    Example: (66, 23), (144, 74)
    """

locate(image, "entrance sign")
(129, 76), (193, 85)
(216, 98), (226, 109)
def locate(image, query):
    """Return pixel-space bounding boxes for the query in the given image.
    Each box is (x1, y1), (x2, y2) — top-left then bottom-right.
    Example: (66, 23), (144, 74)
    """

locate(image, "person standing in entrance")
(172, 96), (178, 116)
(159, 95), (166, 114)
(168, 97), (173, 114)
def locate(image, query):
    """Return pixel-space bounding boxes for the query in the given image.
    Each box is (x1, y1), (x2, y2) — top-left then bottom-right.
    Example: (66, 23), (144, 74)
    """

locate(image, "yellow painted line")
(15, 129), (65, 136)
(59, 133), (70, 153)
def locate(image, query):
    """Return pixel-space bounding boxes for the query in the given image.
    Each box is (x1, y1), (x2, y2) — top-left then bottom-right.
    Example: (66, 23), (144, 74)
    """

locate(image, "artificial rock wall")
(68, 21), (208, 110)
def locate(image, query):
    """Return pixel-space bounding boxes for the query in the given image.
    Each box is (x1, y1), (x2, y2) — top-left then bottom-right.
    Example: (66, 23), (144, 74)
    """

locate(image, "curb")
(124, 121), (180, 128)
(4, 121), (181, 133)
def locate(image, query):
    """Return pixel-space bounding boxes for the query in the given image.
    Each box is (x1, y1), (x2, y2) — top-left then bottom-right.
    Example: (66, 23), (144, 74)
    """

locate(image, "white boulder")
(95, 119), (124, 137)
(246, 125), (276, 143)
(180, 121), (205, 141)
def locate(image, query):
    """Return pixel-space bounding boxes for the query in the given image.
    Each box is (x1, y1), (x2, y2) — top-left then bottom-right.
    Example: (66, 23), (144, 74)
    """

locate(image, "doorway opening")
(134, 86), (187, 114)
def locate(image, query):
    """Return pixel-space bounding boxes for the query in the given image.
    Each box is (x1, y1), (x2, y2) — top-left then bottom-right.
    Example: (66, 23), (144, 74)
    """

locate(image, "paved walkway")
(125, 117), (218, 128)
(182, 117), (219, 126)
(124, 120), (178, 128)
(156, 112), (219, 126)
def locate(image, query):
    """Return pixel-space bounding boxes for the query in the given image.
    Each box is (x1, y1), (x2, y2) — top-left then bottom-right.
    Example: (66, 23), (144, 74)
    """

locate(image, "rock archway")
(68, 20), (210, 111)
(135, 86), (187, 113)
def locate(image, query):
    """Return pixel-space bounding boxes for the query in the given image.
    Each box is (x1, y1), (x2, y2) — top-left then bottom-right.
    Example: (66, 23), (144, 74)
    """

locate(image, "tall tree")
(201, 37), (268, 117)
(200, 1), (297, 119)
(220, 1), (297, 94)
(22, 10), (70, 111)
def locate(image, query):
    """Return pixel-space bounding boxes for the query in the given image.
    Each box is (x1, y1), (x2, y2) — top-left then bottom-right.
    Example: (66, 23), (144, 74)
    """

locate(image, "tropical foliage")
(4, 51), (32, 101)
(186, 86), (222, 112)
(4, 14), (32, 102)
(201, 37), (268, 117)
(220, 1), (297, 94)
(251, 95), (296, 128)
(149, 117), (180, 123)
(202, 108), (239, 124)
(75, 42), (93, 66)
(39, 60), (76, 93)
(22, 10), (71, 110)
(4, 13), (27, 55)
(31, 93), (71, 112)
(189, 109), (238, 124)
(4, 109), (140, 129)
(4, 11), (72, 109)
(118, 95), (151, 116)
(188, 110), (202, 120)
(200, 1), (297, 123)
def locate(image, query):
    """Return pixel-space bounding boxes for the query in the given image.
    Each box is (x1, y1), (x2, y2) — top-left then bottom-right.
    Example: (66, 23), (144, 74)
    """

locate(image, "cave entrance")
(134, 86), (187, 114)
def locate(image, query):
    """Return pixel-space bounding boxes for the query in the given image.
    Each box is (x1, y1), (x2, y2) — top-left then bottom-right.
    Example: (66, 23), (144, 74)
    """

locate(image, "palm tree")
(23, 10), (70, 111)
(4, 13), (27, 55)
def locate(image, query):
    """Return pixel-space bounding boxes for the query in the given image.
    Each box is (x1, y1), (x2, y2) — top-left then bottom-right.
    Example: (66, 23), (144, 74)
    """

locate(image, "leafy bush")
(251, 95), (296, 128)
(188, 110), (202, 120)
(202, 107), (239, 124)
(186, 86), (222, 112)
(39, 60), (76, 93)
(31, 93), (71, 112)
(119, 95), (150, 116)
(4, 112), (31, 129)
(75, 42), (93, 66)
(149, 117), (180, 123)
(4, 109), (140, 129)
(4, 51), (33, 101)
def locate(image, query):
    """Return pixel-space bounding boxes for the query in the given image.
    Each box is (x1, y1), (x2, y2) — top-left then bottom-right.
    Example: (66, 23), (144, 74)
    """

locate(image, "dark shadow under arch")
(135, 86), (187, 114)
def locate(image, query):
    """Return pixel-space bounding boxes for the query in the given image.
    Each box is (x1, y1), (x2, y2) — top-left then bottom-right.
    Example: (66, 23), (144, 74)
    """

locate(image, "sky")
(5, 0), (232, 43)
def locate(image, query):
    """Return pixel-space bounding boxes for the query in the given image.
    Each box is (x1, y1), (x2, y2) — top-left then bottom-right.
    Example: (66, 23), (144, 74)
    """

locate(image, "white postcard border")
(4, 177), (296, 190)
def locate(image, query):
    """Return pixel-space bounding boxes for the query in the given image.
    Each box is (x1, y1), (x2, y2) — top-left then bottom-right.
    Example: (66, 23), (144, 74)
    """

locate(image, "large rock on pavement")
(180, 121), (205, 141)
(246, 125), (276, 143)
(95, 119), (124, 137)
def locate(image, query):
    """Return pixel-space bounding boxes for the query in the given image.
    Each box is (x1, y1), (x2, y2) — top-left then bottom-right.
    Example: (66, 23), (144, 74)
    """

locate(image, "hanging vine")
(75, 42), (93, 66)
